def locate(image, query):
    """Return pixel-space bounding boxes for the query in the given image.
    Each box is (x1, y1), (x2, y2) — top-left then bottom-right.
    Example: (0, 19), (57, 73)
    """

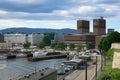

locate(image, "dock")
(12, 68), (57, 80)
(28, 54), (67, 61)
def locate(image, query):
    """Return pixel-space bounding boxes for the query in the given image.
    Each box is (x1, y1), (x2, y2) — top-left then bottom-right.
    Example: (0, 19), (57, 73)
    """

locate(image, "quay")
(28, 54), (67, 61)
(12, 68), (57, 80)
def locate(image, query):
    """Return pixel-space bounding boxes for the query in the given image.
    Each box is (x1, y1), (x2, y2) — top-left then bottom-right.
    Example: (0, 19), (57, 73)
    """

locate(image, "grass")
(97, 56), (120, 80)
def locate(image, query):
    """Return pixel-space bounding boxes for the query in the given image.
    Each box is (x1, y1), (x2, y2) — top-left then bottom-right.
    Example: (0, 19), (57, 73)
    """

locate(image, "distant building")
(64, 17), (106, 48)
(0, 33), (4, 42)
(93, 17), (106, 35)
(0, 40), (12, 49)
(54, 33), (64, 43)
(108, 28), (114, 34)
(27, 33), (44, 45)
(4, 34), (27, 46)
(77, 20), (89, 34)
(95, 35), (106, 48)
(4, 33), (44, 47)
(64, 33), (95, 45)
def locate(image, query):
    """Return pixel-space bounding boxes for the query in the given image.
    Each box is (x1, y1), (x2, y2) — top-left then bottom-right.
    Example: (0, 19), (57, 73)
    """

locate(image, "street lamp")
(85, 57), (87, 80)
(95, 56), (97, 79)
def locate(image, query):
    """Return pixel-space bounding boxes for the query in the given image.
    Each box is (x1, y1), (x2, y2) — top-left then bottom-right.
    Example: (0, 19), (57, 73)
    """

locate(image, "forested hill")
(0, 28), (77, 34)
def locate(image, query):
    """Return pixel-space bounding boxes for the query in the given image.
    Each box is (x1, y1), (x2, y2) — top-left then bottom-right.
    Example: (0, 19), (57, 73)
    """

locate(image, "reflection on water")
(0, 58), (66, 80)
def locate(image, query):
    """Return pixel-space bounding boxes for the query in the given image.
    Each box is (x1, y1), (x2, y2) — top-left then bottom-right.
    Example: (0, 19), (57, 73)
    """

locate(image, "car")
(66, 65), (74, 70)
(93, 61), (96, 65)
(64, 67), (70, 72)
(57, 70), (65, 75)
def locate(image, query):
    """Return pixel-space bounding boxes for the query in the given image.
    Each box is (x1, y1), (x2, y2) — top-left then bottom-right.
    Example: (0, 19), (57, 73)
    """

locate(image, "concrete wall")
(111, 43), (120, 49)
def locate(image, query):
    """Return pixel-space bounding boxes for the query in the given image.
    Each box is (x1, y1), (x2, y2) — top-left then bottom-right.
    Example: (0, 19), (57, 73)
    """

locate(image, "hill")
(0, 28), (77, 34)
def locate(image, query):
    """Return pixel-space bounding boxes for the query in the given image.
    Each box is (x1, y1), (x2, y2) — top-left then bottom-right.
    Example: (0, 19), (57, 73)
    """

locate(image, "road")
(57, 55), (102, 80)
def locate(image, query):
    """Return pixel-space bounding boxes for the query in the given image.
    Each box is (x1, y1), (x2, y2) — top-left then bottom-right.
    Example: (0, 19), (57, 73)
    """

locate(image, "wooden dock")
(28, 54), (67, 62)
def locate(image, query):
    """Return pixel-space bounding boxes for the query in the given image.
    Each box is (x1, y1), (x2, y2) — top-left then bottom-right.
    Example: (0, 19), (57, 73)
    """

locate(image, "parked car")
(64, 67), (70, 72)
(57, 70), (65, 75)
(93, 61), (96, 65)
(66, 65), (74, 70)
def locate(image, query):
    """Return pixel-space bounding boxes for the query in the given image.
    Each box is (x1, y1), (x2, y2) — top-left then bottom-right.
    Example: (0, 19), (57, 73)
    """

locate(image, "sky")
(0, 0), (120, 32)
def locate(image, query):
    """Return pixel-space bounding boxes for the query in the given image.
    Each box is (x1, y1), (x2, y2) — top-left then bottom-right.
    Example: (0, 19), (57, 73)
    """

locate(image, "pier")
(12, 68), (57, 80)
(28, 54), (67, 61)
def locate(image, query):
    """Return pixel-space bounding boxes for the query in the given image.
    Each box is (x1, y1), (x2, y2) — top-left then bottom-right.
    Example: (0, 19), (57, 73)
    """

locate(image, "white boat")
(16, 53), (27, 58)
(0, 56), (7, 60)
(33, 51), (48, 57)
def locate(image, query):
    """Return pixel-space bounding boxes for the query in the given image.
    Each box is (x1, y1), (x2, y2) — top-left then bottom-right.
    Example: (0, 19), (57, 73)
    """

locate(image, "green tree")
(44, 33), (55, 40)
(98, 31), (120, 52)
(55, 42), (66, 50)
(69, 43), (75, 50)
(42, 35), (51, 46)
(86, 42), (94, 50)
(77, 44), (83, 51)
(50, 43), (57, 49)
(23, 42), (31, 49)
(37, 42), (45, 49)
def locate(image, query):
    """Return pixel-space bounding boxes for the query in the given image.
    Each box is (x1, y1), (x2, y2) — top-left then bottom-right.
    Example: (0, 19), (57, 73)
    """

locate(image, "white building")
(4, 34), (27, 46)
(27, 33), (44, 45)
(4, 33), (44, 46)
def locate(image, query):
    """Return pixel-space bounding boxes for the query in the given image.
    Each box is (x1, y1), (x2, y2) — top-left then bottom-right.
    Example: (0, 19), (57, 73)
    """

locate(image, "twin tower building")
(77, 17), (106, 35)
(64, 17), (106, 48)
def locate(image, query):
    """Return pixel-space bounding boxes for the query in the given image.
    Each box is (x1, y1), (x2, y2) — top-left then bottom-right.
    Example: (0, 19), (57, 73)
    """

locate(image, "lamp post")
(101, 51), (103, 71)
(95, 56), (97, 79)
(85, 58), (87, 80)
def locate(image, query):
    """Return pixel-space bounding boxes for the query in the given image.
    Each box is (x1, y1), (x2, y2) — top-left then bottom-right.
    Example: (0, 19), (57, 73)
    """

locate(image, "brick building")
(77, 20), (89, 34)
(64, 17), (106, 48)
(93, 18), (106, 35)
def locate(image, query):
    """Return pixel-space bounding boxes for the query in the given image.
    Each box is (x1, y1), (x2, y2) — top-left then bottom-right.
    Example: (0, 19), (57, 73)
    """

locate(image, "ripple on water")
(0, 64), (6, 70)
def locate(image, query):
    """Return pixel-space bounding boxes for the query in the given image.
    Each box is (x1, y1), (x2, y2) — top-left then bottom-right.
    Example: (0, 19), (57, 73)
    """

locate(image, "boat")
(7, 54), (16, 59)
(0, 56), (7, 60)
(16, 53), (26, 58)
(33, 51), (48, 58)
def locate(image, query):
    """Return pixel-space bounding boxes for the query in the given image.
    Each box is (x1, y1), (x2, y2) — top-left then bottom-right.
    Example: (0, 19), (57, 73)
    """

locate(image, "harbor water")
(0, 58), (66, 80)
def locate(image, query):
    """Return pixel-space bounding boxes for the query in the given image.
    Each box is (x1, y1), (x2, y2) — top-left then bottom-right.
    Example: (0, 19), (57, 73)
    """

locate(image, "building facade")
(0, 33), (4, 42)
(64, 33), (95, 45)
(4, 33), (44, 47)
(4, 34), (27, 46)
(107, 28), (114, 34)
(54, 33), (64, 43)
(93, 18), (106, 35)
(27, 33), (44, 45)
(64, 17), (106, 48)
(77, 20), (89, 34)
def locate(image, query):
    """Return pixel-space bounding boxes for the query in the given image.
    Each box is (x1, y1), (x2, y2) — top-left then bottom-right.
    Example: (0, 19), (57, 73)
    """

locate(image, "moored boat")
(0, 56), (7, 60)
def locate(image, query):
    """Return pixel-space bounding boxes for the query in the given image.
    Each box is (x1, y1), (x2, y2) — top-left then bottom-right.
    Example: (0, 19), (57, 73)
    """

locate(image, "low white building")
(4, 34), (27, 46)
(27, 33), (44, 45)
(4, 33), (44, 46)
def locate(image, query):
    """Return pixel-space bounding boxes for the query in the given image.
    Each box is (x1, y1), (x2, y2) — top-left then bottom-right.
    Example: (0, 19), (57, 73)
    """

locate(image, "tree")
(98, 31), (120, 52)
(76, 44), (83, 51)
(69, 43), (75, 50)
(86, 42), (94, 50)
(55, 42), (66, 50)
(42, 35), (51, 46)
(37, 42), (45, 49)
(23, 42), (31, 49)
(50, 43), (57, 49)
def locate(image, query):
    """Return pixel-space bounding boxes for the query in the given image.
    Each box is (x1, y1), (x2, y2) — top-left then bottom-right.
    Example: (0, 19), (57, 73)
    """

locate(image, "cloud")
(0, 0), (119, 30)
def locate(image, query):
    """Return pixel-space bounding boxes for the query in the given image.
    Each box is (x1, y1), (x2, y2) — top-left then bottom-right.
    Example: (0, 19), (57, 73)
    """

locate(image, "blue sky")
(0, 0), (120, 32)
